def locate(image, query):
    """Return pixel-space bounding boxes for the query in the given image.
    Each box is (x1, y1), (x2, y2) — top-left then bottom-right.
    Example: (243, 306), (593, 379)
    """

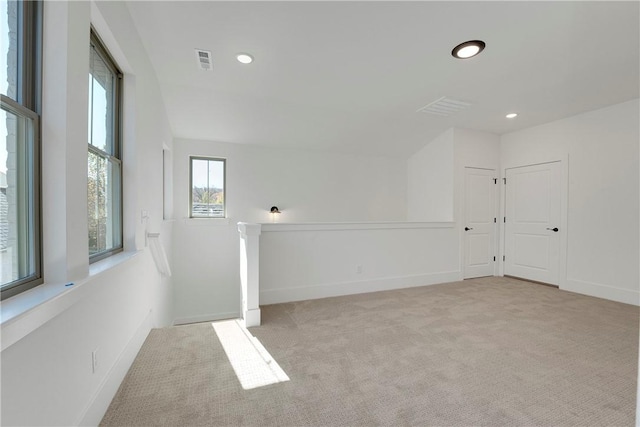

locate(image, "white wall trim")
(261, 221), (455, 232)
(76, 309), (154, 426)
(173, 311), (240, 326)
(562, 279), (639, 306)
(260, 271), (462, 305)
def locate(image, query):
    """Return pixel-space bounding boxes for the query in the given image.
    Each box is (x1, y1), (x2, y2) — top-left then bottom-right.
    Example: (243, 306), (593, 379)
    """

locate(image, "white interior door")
(504, 162), (561, 285)
(463, 168), (496, 279)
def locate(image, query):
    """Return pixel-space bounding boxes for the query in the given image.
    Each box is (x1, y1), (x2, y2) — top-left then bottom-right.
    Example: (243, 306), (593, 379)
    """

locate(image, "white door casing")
(504, 162), (561, 285)
(463, 168), (497, 279)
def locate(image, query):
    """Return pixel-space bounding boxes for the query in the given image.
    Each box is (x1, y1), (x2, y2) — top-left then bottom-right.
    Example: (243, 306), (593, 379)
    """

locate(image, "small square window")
(190, 157), (225, 218)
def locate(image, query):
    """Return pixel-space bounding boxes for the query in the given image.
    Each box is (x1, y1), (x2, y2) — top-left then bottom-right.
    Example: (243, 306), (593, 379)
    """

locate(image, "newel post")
(238, 222), (262, 327)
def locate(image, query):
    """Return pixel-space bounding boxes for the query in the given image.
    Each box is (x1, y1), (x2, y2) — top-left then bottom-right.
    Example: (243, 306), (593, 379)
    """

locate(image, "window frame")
(88, 28), (123, 263)
(189, 156), (227, 219)
(0, 0), (43, 300)
(18, 0), (42, 111)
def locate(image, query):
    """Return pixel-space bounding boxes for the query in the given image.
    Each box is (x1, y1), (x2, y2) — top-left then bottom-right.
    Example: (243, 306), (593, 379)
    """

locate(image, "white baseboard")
(173, 311), (240, 326)
(562, 278), (639, 306)
(260, 271), (462, 305)
(76, 309), (154, 426)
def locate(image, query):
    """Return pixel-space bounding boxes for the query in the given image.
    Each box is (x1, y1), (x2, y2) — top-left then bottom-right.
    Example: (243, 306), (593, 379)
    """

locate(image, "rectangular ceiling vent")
(195, 49), (213, 71)
(417, 96), (471, 116)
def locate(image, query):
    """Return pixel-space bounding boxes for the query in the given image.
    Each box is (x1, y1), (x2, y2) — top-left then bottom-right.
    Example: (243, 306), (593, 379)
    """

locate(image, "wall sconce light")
(270, 206), (281, 223)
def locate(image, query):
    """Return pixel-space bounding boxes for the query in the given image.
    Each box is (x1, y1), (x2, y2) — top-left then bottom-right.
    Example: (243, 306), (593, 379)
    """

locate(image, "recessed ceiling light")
(506, 113), (518, 119)
(236, 53), (253, 64)
(451, 40), (486, 59)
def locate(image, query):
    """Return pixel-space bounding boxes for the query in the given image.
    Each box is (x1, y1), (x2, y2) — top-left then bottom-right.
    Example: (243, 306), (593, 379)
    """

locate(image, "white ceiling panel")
(127, 1), (640, 157)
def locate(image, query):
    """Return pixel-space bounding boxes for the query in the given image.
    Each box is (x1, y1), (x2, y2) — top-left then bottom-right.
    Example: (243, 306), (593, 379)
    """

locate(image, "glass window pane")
(89, 45), (115, 154)
(1, 0), (19, 100)
(88, 152), (121, 255)
(191, 158), (225, 218)
(208, 160), (224, 216)
(1, 107), (36, 288)
(88, 31), (122, 262)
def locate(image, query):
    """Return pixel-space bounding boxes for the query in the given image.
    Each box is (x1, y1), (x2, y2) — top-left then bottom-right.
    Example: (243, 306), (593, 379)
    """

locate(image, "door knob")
(465, 227), (473, 231)
(546, 227), (559, 232)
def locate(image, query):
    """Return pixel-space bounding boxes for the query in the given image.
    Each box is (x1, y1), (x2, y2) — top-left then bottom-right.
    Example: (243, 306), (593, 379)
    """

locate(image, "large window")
(1, 0), (42, 299)
(190, 157), (225, 218)
(88, 30), (122, 261)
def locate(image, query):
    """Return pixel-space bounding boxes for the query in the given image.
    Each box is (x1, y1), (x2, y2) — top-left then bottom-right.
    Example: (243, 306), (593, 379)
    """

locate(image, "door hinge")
(494, 217), (496, 223)
(503, 177), (506, 184)
(503, 217), (506, 223)
(503, 255), (505, 261)
(493, 178), (497, 184)
(493, 256), (496, 262)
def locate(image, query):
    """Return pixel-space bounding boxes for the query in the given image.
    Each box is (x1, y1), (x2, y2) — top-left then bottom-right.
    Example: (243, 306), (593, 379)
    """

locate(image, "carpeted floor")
(101, 277), (639, 426)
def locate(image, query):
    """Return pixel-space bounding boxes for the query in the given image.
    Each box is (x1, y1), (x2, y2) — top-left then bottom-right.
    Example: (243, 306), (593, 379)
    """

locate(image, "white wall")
(172, 139), (407, 324)
(407, 128), (454, 221)
(259, 223), (460, 304)
(243, 128), (500, 308)
(1, 1), (174, 425)
(453, 127), (501, 220)
(454, 128), (501, 175)
(501, 99), (639, 305)
(407, 127), (500, 273)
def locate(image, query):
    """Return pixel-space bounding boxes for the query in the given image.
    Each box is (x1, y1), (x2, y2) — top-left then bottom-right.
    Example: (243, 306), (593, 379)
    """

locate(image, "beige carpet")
(101, 277), (639, 426)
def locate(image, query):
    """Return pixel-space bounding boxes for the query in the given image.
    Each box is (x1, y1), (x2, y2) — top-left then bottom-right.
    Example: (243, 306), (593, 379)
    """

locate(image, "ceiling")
(127, 1), (640, 158)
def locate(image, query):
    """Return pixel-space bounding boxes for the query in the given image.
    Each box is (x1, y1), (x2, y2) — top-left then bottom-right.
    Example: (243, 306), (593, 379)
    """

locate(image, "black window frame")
(189, 156), (226, 219)
(0, 0), (43, 300)
(88, 28), (123, 263)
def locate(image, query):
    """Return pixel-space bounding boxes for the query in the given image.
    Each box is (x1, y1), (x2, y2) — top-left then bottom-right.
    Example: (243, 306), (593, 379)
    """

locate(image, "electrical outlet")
(356, 265), (363, 274)
(92, 349), (99, 374)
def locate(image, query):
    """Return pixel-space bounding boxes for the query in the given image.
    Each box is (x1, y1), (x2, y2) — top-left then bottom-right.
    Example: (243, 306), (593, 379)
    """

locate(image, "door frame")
(498, 156), (569, 289)
(462, 167), (499, 278)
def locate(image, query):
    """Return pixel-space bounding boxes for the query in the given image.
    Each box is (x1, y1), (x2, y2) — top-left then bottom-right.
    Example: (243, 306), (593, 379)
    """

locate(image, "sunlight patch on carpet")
(212, 319), (289, 390)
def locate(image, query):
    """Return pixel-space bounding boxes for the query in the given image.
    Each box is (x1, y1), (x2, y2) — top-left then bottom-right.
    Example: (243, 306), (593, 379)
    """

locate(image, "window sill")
(1, 250), (140, 352)
(89, 250), (137, 276)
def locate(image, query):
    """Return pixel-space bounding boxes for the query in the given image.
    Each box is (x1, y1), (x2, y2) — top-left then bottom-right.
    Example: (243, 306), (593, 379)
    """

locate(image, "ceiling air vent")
(417, 96), (471, 116)
(195, 49), (213, 71)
